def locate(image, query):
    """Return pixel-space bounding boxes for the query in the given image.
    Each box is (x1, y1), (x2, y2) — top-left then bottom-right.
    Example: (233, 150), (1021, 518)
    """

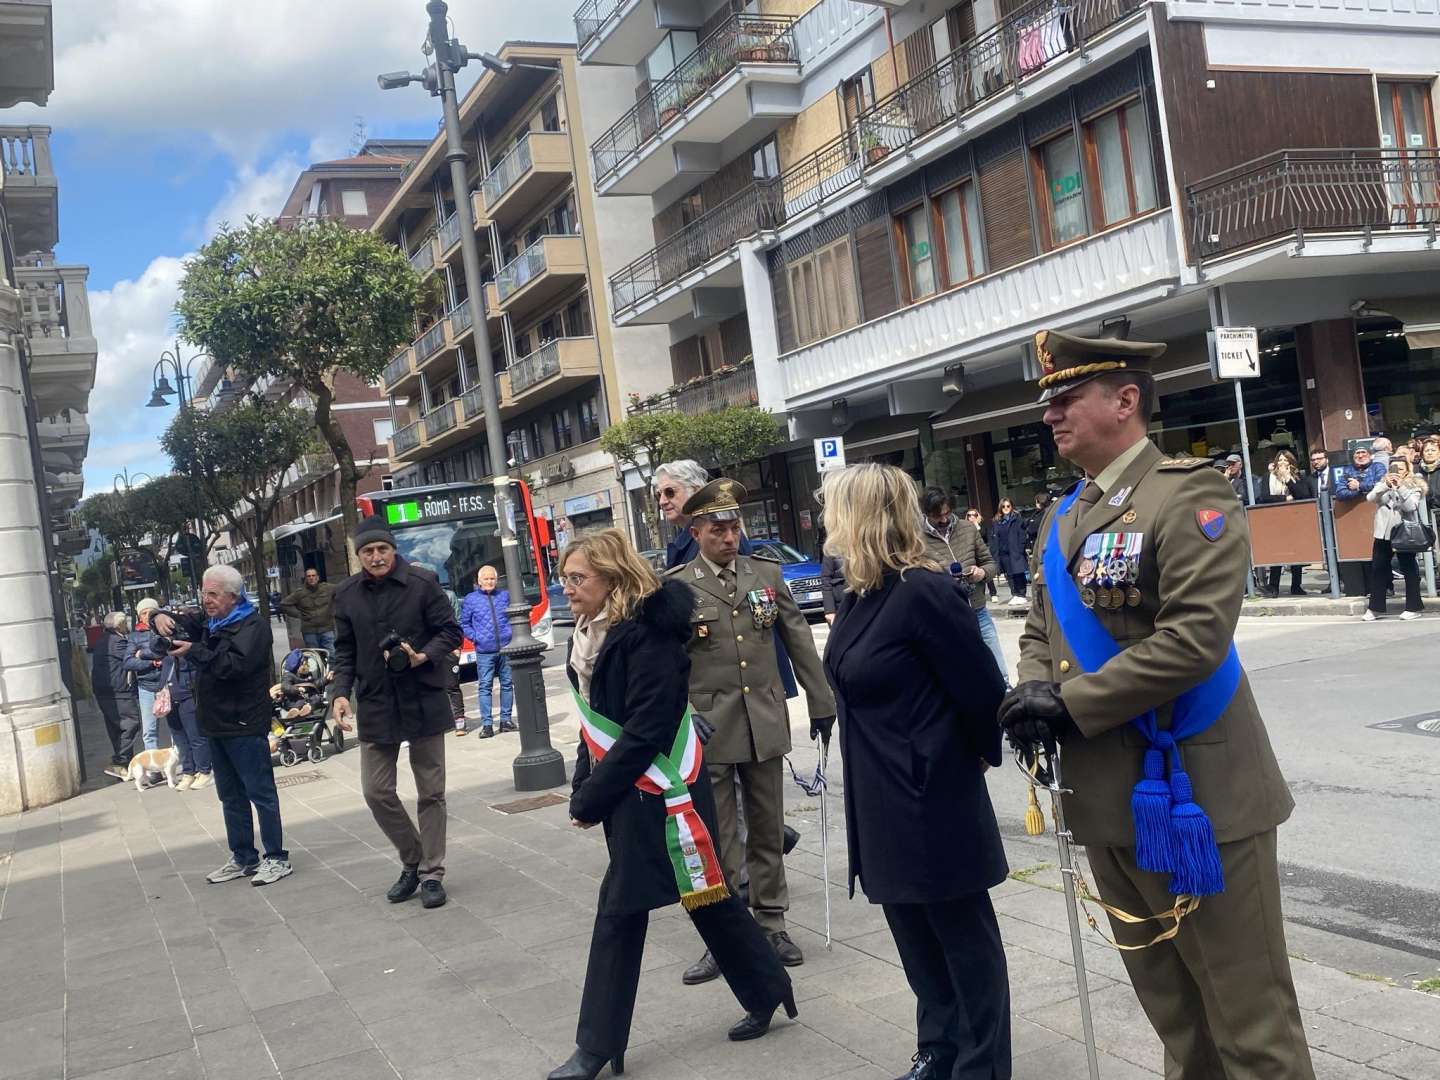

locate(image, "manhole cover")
(491, 792), (568, 815)
(1368, 712), (1440, 738)
(275, 771), (327, 788)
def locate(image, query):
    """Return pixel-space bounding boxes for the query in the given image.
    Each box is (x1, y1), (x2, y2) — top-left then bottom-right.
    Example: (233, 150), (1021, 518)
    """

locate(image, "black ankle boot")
(547, 1047), (623, 1079)
(727, 986), (798, 1041)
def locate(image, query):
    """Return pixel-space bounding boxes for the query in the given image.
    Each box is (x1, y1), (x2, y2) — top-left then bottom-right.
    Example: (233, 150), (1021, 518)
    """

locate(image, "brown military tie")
(1076, 480), (1104, 513)
(719, 566), (736, 597)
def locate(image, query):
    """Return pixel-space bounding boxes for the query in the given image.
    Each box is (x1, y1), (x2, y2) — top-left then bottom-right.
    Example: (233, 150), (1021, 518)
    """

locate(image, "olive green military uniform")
(668, 550), (835, 933)
(1016, 330), (1313, 1080)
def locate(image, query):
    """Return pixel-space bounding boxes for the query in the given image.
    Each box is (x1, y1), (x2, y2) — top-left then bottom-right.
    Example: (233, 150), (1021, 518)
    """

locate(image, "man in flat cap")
(1000, 329), (1313, 1078)
(669, 478), (836, 978)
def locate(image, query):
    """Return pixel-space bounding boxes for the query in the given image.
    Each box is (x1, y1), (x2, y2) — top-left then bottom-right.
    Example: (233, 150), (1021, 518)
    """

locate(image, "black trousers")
(1265, 565), (1303, 594)
(576, 895), (791, 1058)
(882, 893), (1012, 1080)
(95, 692), (141, 764)
(1369, 539), (1421, 613)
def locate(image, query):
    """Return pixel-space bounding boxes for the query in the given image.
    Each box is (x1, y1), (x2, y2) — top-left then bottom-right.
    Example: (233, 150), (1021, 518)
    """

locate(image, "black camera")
(154, 610), (197, 652)
(378, 630), (411, 673)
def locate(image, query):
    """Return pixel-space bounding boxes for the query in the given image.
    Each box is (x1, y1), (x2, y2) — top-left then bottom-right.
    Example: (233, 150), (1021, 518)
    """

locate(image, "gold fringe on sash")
(679, 884), (730, 911)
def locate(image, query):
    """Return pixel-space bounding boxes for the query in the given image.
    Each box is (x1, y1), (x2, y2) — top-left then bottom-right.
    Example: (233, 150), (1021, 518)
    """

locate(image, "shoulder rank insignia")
(662, 563), (687, 577)
(1157, 457), (1211, 471)
(1196, 509), (1226, 541)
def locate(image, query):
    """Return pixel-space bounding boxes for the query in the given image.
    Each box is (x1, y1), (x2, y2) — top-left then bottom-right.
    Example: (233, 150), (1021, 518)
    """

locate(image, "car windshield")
(753, 541), (808, 564)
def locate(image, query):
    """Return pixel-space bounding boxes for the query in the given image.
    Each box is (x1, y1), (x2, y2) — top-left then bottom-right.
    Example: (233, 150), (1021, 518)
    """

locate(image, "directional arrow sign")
(1215, 327), (1260, 379)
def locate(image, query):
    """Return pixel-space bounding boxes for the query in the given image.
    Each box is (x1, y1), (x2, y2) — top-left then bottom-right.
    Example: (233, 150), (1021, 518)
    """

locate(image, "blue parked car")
(748, 540), (826, 619)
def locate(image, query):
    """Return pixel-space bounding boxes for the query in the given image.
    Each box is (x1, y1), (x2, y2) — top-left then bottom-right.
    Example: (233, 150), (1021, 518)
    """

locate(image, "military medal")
(747, 587), (779, 629)
(1077, 557), (1096, 581)
(1080, 585), (1096, 608)
(1110, 586), (1127, 608)
(1126, 587), (1142, 607)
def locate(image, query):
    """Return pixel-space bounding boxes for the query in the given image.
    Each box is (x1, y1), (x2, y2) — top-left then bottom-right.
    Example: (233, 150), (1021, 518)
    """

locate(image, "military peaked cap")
(683, 478), (746, 522)
(1034, 329), (1166, 403)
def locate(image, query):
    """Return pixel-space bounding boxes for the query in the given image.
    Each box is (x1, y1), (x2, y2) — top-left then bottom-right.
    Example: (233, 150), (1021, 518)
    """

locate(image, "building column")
(1295, 318), (1369, 450)
(738, 241), (784, 413)
(0, 311), (80, 814)
(962, 431), (997, 514)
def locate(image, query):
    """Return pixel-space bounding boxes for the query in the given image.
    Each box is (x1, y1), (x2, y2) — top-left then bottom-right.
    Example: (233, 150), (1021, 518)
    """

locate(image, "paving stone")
(185, 984), (255, 1036)
(194, 1022), (279, 1080)
(365, 997), (513, 1068)
(65, 1014), (198, 1078)
(1012, 1037), (1161, 1079)
(287, 1048), (398, 1080)
(1022, 981), (1166, 1071)
(252, 991), (374, 1072)
(488, 977), (584, 1025)
(0, 1007), (63, 1079)
(68, 1048), (205, 1080)
(1301, 1009), (1407, 1064)
(669, 1018), (864, 1080)
(1321, 987), (1440, 1051)
(1290, 957), (1395, 1011)
(1366, 1042), (1440, 1079)
(792, 993), (918, 1070)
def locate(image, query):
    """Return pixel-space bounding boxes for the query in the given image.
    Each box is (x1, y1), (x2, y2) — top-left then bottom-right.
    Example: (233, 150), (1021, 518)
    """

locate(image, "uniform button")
(743, 686), (750, 693)
(740, 661), (748, 669)
(1060, 660), (1071, 674)
(733, 609), (740, 616)
(736, 634), (744, 642)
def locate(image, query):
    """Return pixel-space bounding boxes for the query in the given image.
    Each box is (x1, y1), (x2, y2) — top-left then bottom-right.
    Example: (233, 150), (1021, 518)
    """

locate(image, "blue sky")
(15, 0), (574, 495)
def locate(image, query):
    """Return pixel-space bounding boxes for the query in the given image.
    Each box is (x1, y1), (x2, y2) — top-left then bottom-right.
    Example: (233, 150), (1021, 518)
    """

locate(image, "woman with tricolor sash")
(548, 531), (796, 1080)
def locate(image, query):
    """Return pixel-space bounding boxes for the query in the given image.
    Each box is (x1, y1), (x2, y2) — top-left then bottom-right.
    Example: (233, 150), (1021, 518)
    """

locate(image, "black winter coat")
(820, 554), (847, 615)
(992, 513), (1029, 575)
(569, 578), (725, 915)
(1257, 472), (1315, 504)
(90, 628), (134, 697)
(166, 608), (275, 739)
(332, 557), (464, 745)
(825, 569), (1008, 904)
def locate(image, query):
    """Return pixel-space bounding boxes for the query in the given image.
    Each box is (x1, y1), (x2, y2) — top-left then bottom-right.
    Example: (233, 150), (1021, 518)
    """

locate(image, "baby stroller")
(269, 648), (346, 766)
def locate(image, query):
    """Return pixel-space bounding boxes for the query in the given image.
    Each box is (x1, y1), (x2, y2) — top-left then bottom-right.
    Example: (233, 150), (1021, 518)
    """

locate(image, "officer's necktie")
(719, 566), (736, 597)
(1075, 481), (1103, 514)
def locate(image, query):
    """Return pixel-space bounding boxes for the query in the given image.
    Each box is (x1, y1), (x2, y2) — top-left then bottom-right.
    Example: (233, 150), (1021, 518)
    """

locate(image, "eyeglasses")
(560, 572), (592, 589)
(656, 486), (681, 501)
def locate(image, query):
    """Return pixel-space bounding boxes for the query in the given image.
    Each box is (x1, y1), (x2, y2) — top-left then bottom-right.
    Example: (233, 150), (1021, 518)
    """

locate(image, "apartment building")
(578, 0), (1440, 551)
(1, 0), (97, 812)
(371, 41), (670, 543)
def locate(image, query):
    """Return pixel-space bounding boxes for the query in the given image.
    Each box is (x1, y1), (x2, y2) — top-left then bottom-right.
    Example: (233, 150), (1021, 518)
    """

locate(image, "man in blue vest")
(1000, 329), (1313, 1078)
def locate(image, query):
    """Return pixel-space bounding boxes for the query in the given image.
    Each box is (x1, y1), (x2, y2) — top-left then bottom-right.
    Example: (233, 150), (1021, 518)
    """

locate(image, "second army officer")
(670, 479), (836, 977)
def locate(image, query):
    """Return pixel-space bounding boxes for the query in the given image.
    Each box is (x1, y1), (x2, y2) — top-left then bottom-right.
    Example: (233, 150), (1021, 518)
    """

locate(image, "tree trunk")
(308, 375), (362, 575)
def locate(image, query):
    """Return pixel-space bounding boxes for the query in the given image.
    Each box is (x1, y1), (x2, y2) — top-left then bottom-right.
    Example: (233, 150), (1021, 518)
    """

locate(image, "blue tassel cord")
(1166, 769), (1225, 896)
(1131, 746), (1176, 873)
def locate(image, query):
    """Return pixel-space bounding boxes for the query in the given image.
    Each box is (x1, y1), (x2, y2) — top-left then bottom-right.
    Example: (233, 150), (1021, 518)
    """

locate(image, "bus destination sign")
(383, 490), (494, 526)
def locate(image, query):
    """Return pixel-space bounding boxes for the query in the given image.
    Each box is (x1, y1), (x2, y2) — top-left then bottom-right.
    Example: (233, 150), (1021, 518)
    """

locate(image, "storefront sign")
(1213, 327), (1260, 379)
(564, 491), (612, 517)
(814, 436), (846, 473)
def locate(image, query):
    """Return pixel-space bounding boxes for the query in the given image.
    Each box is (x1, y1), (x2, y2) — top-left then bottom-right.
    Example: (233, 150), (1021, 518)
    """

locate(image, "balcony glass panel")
(425, 400), (458, 438)
(508, 340), (564, 394)
(439, 212), (462, 252)
(408, 235), (435, 274)
(383, 348), (411, 386)
(496, 238), (550, 303)
(450, 298), (474, 337)
(482, 135), (535, 208)
(394, 421), (422, 453)
(416, 320), (447, 360)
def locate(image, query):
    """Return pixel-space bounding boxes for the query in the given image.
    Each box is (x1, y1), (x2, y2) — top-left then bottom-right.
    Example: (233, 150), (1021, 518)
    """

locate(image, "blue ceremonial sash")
(1043, 482), (1241, 895)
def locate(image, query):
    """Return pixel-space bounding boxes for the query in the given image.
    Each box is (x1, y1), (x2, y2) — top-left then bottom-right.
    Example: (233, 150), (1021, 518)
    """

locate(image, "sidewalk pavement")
(5, 667), (1439, 1080)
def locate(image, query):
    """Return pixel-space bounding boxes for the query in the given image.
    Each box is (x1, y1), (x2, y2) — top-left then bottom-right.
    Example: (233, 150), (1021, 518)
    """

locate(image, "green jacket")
(920, 519), (996, 611)
(279, 581), (336, 632)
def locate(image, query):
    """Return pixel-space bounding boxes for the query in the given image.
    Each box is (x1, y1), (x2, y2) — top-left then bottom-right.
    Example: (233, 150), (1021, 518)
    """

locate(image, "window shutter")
(949, 2), (976, 45)
(903, 28), (936, 81)
(771, 254), (797, 354)
(854, 217), (899, 322)
(978, 151), (1034, 270)
(788, 262), (812, 345)
(829, 238), (859, 333)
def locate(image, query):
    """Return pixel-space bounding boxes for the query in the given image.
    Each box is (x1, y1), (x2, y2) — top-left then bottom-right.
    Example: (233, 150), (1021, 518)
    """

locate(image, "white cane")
(817, 738), (832, 950)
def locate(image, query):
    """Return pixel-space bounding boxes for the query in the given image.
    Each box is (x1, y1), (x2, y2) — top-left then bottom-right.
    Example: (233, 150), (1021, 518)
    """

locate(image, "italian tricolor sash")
(570, 687), (728, 910)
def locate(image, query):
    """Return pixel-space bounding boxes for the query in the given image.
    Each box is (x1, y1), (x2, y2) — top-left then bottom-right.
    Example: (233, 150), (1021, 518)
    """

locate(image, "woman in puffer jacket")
(1364, 457), (1427, 621)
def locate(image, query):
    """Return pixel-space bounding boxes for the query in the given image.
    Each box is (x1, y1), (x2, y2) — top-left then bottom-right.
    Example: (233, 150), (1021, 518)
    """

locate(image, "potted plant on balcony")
(738, 32), (768, 63)
(659, 95), (682, 127)
(767, 36), (793, 63)
(860, 127), (890, 166)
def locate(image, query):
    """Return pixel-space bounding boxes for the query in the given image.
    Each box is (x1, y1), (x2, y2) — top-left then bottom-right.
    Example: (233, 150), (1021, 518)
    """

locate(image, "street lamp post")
(381, 0), (565, 791)
(147, 342), (212, 594)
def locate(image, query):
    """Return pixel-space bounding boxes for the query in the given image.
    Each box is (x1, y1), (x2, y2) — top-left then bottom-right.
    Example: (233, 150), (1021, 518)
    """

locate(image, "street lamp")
(381, 0), (565, 792)
(145, 341), (214, 593)
(113, 467), (153, 493)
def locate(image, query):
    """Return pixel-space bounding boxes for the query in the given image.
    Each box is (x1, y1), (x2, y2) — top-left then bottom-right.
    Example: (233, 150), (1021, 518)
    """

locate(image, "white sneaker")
(1399, 610), (1422, 621)
(251, 857), (293, 886)
(206, 859), (257, 884)
(1007, 595), (1028, 607)
(1362, 610), (1379, 622)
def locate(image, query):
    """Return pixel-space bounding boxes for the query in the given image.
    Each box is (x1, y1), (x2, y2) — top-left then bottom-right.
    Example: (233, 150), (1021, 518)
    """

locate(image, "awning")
(1372, 295), (1440, 350)
(840, 413), (929, 458)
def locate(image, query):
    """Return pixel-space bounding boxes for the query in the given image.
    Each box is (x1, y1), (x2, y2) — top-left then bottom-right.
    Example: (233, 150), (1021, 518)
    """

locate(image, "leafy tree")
(74, 549), (117, 613)
(685, 407), (784, 475)
(131, 474), (221, 590)
(175, 216), (426, 572)
(161, 396), (316, 621)
(79, 490), (147, 551)
(599, 411), (693, 543)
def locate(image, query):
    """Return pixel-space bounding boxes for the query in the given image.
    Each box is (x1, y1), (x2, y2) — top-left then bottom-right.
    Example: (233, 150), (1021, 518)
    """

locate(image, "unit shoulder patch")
(1156, 457), (1212, 471)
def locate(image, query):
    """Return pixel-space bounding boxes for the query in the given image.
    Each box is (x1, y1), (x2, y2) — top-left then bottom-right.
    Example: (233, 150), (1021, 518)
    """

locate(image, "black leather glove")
(810, 715), (836, 746)
(693, 714), (716, 746)
(997, 681), (1075, 758)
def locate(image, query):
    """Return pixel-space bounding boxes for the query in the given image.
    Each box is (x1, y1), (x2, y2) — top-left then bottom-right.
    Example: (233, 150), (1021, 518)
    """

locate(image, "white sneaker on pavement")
(251, 857), (293, 886)
(190, 773), (212, 789)
(1399, 610), (1422, 621)
(1362, 610), (1379, 622)
(1007, 595), (1028, 607)
(206, 859), (257, 884)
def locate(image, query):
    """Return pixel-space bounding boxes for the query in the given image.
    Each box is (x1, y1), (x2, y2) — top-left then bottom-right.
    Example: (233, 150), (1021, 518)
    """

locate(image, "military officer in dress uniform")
(670, 478), (836, 981)
(1000, 330), (1315, 1079)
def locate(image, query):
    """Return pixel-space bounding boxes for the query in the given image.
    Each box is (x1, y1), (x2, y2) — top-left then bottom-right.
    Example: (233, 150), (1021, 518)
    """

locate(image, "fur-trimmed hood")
(634, 577), (694, 643)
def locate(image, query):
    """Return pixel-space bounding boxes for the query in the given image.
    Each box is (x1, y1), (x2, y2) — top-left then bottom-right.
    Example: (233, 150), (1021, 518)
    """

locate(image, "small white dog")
(125, 747), (181, 792)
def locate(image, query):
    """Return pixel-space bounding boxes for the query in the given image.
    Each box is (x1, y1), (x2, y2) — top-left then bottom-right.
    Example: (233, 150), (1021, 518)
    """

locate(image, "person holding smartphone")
(1363, 458), (1427, 621)
(920, 487), (1009, 688)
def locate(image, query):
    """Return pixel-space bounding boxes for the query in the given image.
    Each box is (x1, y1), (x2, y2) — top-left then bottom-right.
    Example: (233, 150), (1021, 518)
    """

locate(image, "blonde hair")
(821, 464), (940, 596)
(558, 529), (662, 624)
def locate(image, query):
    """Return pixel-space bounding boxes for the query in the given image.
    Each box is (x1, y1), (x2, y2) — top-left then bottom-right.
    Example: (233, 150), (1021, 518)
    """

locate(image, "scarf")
(1268, 471), (1288, 499)
(208, 592), (256, 634)
(568, 613), (610, 705)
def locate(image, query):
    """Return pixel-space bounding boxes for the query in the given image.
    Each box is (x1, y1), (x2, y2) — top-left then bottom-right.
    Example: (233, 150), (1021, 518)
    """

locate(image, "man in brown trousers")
(1000, 329), (1314, 1079)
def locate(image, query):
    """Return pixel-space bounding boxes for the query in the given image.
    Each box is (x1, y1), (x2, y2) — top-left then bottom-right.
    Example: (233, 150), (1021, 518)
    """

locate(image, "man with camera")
(331, 516), (464, 909)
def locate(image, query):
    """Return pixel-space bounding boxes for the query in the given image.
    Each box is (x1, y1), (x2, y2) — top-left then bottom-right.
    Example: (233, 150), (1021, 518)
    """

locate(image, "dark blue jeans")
(209, 734), (287, 866)
(476, 652), (513, 727)
(303, 630), (335, 653)
(167, 693), (211, 775)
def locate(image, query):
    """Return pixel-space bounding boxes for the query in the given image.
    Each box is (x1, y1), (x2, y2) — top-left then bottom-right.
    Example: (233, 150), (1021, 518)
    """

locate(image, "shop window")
(553, 409), (574, 450)
(897, 204), (938, 301)
(936, 182), (985, 287)
(1085, 101), (1158, 228)
(786, 236), (859, 346)
(578, 396), (602, 441)
(1035, 130), (1087, 248)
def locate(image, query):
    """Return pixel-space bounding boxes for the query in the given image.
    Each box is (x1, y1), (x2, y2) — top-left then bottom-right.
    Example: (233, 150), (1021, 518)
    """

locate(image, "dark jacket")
(920, 518), (996, 611)
(1023, 502), (1050, 549)
(164, 606), (274, 739)
(991, 513), (1029, 576)
(91, 628), (134, 697)
(569, 579), (724, 915)
(1418, 461), (1440, 511)
(824, 569), (1007, 904)
(460, 588), (512, 653)
(160, 652), (196, 702)
(666, 529), (798, 699)
(123, 625), (168, 692)
(1257, 471), (1315, 504)
(820, 554), (846, 615)
(279, 581), (337, 632)
(332, 556), (464, 745)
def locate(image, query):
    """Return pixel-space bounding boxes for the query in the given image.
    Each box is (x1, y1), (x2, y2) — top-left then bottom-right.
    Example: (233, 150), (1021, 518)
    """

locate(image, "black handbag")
(1389, 517), (1435, 553)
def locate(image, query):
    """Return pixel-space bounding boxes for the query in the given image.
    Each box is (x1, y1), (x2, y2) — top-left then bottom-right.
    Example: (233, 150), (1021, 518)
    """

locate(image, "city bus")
(356, 480), (556, 675)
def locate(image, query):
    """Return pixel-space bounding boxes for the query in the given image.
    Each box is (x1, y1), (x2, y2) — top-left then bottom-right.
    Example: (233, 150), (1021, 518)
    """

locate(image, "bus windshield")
(390, 519), (541, 609)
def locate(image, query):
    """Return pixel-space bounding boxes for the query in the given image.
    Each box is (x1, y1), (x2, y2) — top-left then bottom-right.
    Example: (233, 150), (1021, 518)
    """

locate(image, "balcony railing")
(450, 297), (474, 337)
(408, 234), (436, 274)
(482, 134), (535, 209)
(509, 339), (566, 394)
(591, 14), (798, 184)
(438, 212), (462, 253)
(424, 400), (459, 439)
(1187, 148), (1440, 263)
(610, 181), (784, 311)
(383, 347), (412, 387)
(393, 421), (422, 453)
(676, 364), (758, 415)
(416, 318), (447, 361)
(0, 125), (53, 181)
(574, 0), (625, 48)
(15, 261), (93, 340)
(855, 0), (1144, 165)
(460, 375), (507, 421)
(496, 236), (564, 303)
